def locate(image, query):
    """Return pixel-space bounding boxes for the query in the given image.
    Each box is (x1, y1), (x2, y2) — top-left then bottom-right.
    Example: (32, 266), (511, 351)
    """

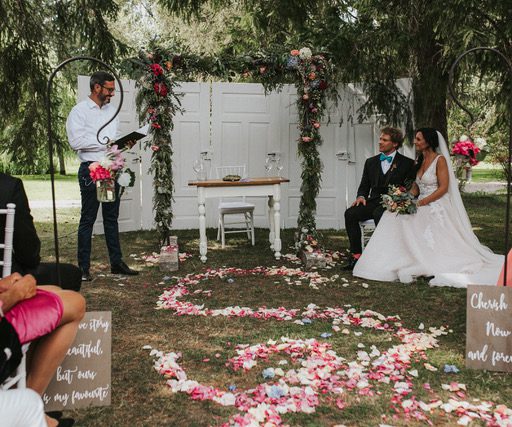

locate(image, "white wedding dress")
(353, 132), (504, 288)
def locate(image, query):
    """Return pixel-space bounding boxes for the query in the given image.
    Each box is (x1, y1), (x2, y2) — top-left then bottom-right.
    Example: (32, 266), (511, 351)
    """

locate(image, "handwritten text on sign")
(466, 286), (512, 372)
(43, 311), (112, 411)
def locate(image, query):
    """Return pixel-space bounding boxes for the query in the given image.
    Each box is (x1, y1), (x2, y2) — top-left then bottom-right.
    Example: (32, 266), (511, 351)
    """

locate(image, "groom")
(343, 126), (416, 270)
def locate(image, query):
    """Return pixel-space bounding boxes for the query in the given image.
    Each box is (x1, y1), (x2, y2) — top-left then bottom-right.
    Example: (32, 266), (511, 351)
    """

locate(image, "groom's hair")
(380, 126), (404, 147)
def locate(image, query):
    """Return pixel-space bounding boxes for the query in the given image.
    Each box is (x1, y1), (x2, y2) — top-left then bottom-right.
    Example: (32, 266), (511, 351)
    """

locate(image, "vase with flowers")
(89, 144), (135, 202)
(451, 135), (489, 191)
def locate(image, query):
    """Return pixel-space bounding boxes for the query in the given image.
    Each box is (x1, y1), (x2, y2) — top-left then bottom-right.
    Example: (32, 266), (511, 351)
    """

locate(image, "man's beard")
(99, 93), (112, 106)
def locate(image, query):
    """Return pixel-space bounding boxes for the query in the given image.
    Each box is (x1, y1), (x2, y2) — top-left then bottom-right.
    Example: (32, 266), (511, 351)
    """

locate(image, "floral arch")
(134, 46), (338, 251)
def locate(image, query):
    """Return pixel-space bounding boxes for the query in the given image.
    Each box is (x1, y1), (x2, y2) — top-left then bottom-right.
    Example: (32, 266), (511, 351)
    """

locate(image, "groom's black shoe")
(342, 256), (359, 271)
(111, 261), (139, 276)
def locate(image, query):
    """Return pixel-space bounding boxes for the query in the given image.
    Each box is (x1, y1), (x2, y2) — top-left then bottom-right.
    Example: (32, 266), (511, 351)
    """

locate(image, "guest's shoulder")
(0, 172), (20, 187)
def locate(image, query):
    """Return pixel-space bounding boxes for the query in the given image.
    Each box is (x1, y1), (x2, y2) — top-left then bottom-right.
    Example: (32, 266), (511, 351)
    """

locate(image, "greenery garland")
(134, 46), (336, 250)
(135, 49), (183, 244)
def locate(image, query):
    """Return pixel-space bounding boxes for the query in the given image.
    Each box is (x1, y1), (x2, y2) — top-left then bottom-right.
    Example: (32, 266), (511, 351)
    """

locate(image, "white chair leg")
(221, 214), (226, 248)
(250, 213), (255, 246)
(244, 213), (251, 239)
(217, 217), (221, 241)
(360, 224), (366, 251)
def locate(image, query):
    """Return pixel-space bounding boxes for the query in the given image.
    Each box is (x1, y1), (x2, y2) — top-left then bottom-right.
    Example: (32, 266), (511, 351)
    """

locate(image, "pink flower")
(151, 145), (160, 152)
(88, 164), (111, 182)
(290, 49), (300, 56)
(302, 136), (313, 143)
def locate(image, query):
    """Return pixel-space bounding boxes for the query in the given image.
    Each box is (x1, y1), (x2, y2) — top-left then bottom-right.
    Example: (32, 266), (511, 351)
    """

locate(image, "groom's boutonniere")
(390, 163), (397, 172)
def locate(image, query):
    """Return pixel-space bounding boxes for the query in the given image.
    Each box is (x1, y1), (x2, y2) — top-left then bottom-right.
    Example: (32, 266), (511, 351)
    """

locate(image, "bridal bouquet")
(89, 144), (135, 202)
(381, 185), (417, 215)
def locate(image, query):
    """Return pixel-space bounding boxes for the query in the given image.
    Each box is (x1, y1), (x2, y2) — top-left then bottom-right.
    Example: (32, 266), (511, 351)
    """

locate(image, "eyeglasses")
(100, 85), (115, 94)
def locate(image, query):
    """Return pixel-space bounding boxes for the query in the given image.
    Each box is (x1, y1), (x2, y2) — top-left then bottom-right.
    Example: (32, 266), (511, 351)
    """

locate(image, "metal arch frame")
(448, 47), (512, 286)
(46, 56), (124, 285)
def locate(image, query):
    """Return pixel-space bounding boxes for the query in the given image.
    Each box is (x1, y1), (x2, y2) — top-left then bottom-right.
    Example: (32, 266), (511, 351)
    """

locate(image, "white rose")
(475, 137), (487, 148)
(459, 134), (469, 141)
(117, 171), (131, 187)
(299, 47), (312, 59)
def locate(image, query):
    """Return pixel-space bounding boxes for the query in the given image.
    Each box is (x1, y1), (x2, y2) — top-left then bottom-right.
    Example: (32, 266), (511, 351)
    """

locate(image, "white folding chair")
(359, 219), (376, 251)
(0, 203), (27, 390)
(0, 203), (15, 278)
(215, 165), (255, 248)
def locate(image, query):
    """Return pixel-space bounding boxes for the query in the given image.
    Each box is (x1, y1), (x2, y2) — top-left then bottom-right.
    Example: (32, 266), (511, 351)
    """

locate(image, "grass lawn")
(471, 167), (503, 182)
(17, 174), (80, 201)
(32, 192), (512, 426)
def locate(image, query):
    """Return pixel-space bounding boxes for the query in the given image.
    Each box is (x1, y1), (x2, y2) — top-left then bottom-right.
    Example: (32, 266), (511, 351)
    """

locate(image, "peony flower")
(302, 136), (313, 143)
(150, 63), (164, 76)
(290, 49), (300, 56)
(117, 170), (132, 187)
(153, 82), (168, 97)
(302, 94), (309, 101)
(308, 72), (316, 80)
(299, 47), (312, 59)
(312, 121), (320, 129)
(151, 145), (160, 152)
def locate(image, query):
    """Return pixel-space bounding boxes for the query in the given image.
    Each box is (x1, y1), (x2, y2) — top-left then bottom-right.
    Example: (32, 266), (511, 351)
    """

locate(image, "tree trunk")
(57, 143), (66, 175)
(411, 38), (449, 139)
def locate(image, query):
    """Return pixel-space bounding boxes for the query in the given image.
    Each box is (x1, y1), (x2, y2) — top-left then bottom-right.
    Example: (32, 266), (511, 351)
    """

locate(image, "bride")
(353, 127), (504, 288)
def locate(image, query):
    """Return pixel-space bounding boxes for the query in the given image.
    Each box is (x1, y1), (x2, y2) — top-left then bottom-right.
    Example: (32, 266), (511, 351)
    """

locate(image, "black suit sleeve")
(357, 158), (373, 199)
(11, 179), (41, 269)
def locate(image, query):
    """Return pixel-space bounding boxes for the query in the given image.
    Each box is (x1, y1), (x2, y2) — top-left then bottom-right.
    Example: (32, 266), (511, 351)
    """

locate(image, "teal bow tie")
(380, 153), (393, 163)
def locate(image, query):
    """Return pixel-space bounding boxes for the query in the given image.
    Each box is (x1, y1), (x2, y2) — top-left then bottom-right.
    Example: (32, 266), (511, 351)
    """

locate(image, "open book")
(114, 124), (150, 149)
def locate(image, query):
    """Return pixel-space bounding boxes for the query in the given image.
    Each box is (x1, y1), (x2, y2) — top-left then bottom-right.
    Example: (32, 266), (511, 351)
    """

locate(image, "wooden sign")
(466, 285), (512, 372)
(43, 311), (111, 411)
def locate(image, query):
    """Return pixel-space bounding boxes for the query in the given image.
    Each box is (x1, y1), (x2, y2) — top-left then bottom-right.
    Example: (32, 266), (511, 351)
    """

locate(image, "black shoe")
(81, 269), (92, 281)
(46, 411), (63, 420)
(57, 418), (75, 427)
(342, 257), (358, 271)
(111, 260), (139, 275)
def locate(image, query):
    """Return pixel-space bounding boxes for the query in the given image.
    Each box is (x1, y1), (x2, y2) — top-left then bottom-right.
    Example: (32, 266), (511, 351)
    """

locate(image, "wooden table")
(188, 177), (290, 262)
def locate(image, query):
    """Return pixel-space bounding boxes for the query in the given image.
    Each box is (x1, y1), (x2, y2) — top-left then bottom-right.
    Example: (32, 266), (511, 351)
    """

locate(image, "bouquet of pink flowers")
(451, 135), (489, 191)
(89, 145), (135, 202)
(451, 135), (481, 166)
(381, 185), (417, 215)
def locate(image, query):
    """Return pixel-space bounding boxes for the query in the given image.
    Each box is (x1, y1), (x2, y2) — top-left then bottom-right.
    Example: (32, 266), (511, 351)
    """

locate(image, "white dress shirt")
(66, 98), (120, 162)
(381, 150), (397, 174)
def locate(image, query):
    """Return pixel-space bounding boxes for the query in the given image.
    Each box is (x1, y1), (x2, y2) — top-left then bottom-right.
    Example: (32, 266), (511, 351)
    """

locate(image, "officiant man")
(343, 126), (416, 270)
(66, 70), (138, 281)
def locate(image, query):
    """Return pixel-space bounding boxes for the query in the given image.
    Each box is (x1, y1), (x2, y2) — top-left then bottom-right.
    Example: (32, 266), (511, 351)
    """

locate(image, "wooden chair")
(215, 166), (255, 248)
(359, 219), (375, 251)
(0, 203), (27, 390)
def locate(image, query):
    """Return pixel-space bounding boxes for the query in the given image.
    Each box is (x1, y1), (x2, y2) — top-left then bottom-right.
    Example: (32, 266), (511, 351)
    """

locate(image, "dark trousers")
(344, 199), (385, 255)
(19, 262), (82, 292)
(77, 162), (122, 272)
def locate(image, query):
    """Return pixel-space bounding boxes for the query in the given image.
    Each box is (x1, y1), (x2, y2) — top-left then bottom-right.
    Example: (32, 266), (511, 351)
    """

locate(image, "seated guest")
(0, 172), (82, 290)
(0, 273), (85, 426)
